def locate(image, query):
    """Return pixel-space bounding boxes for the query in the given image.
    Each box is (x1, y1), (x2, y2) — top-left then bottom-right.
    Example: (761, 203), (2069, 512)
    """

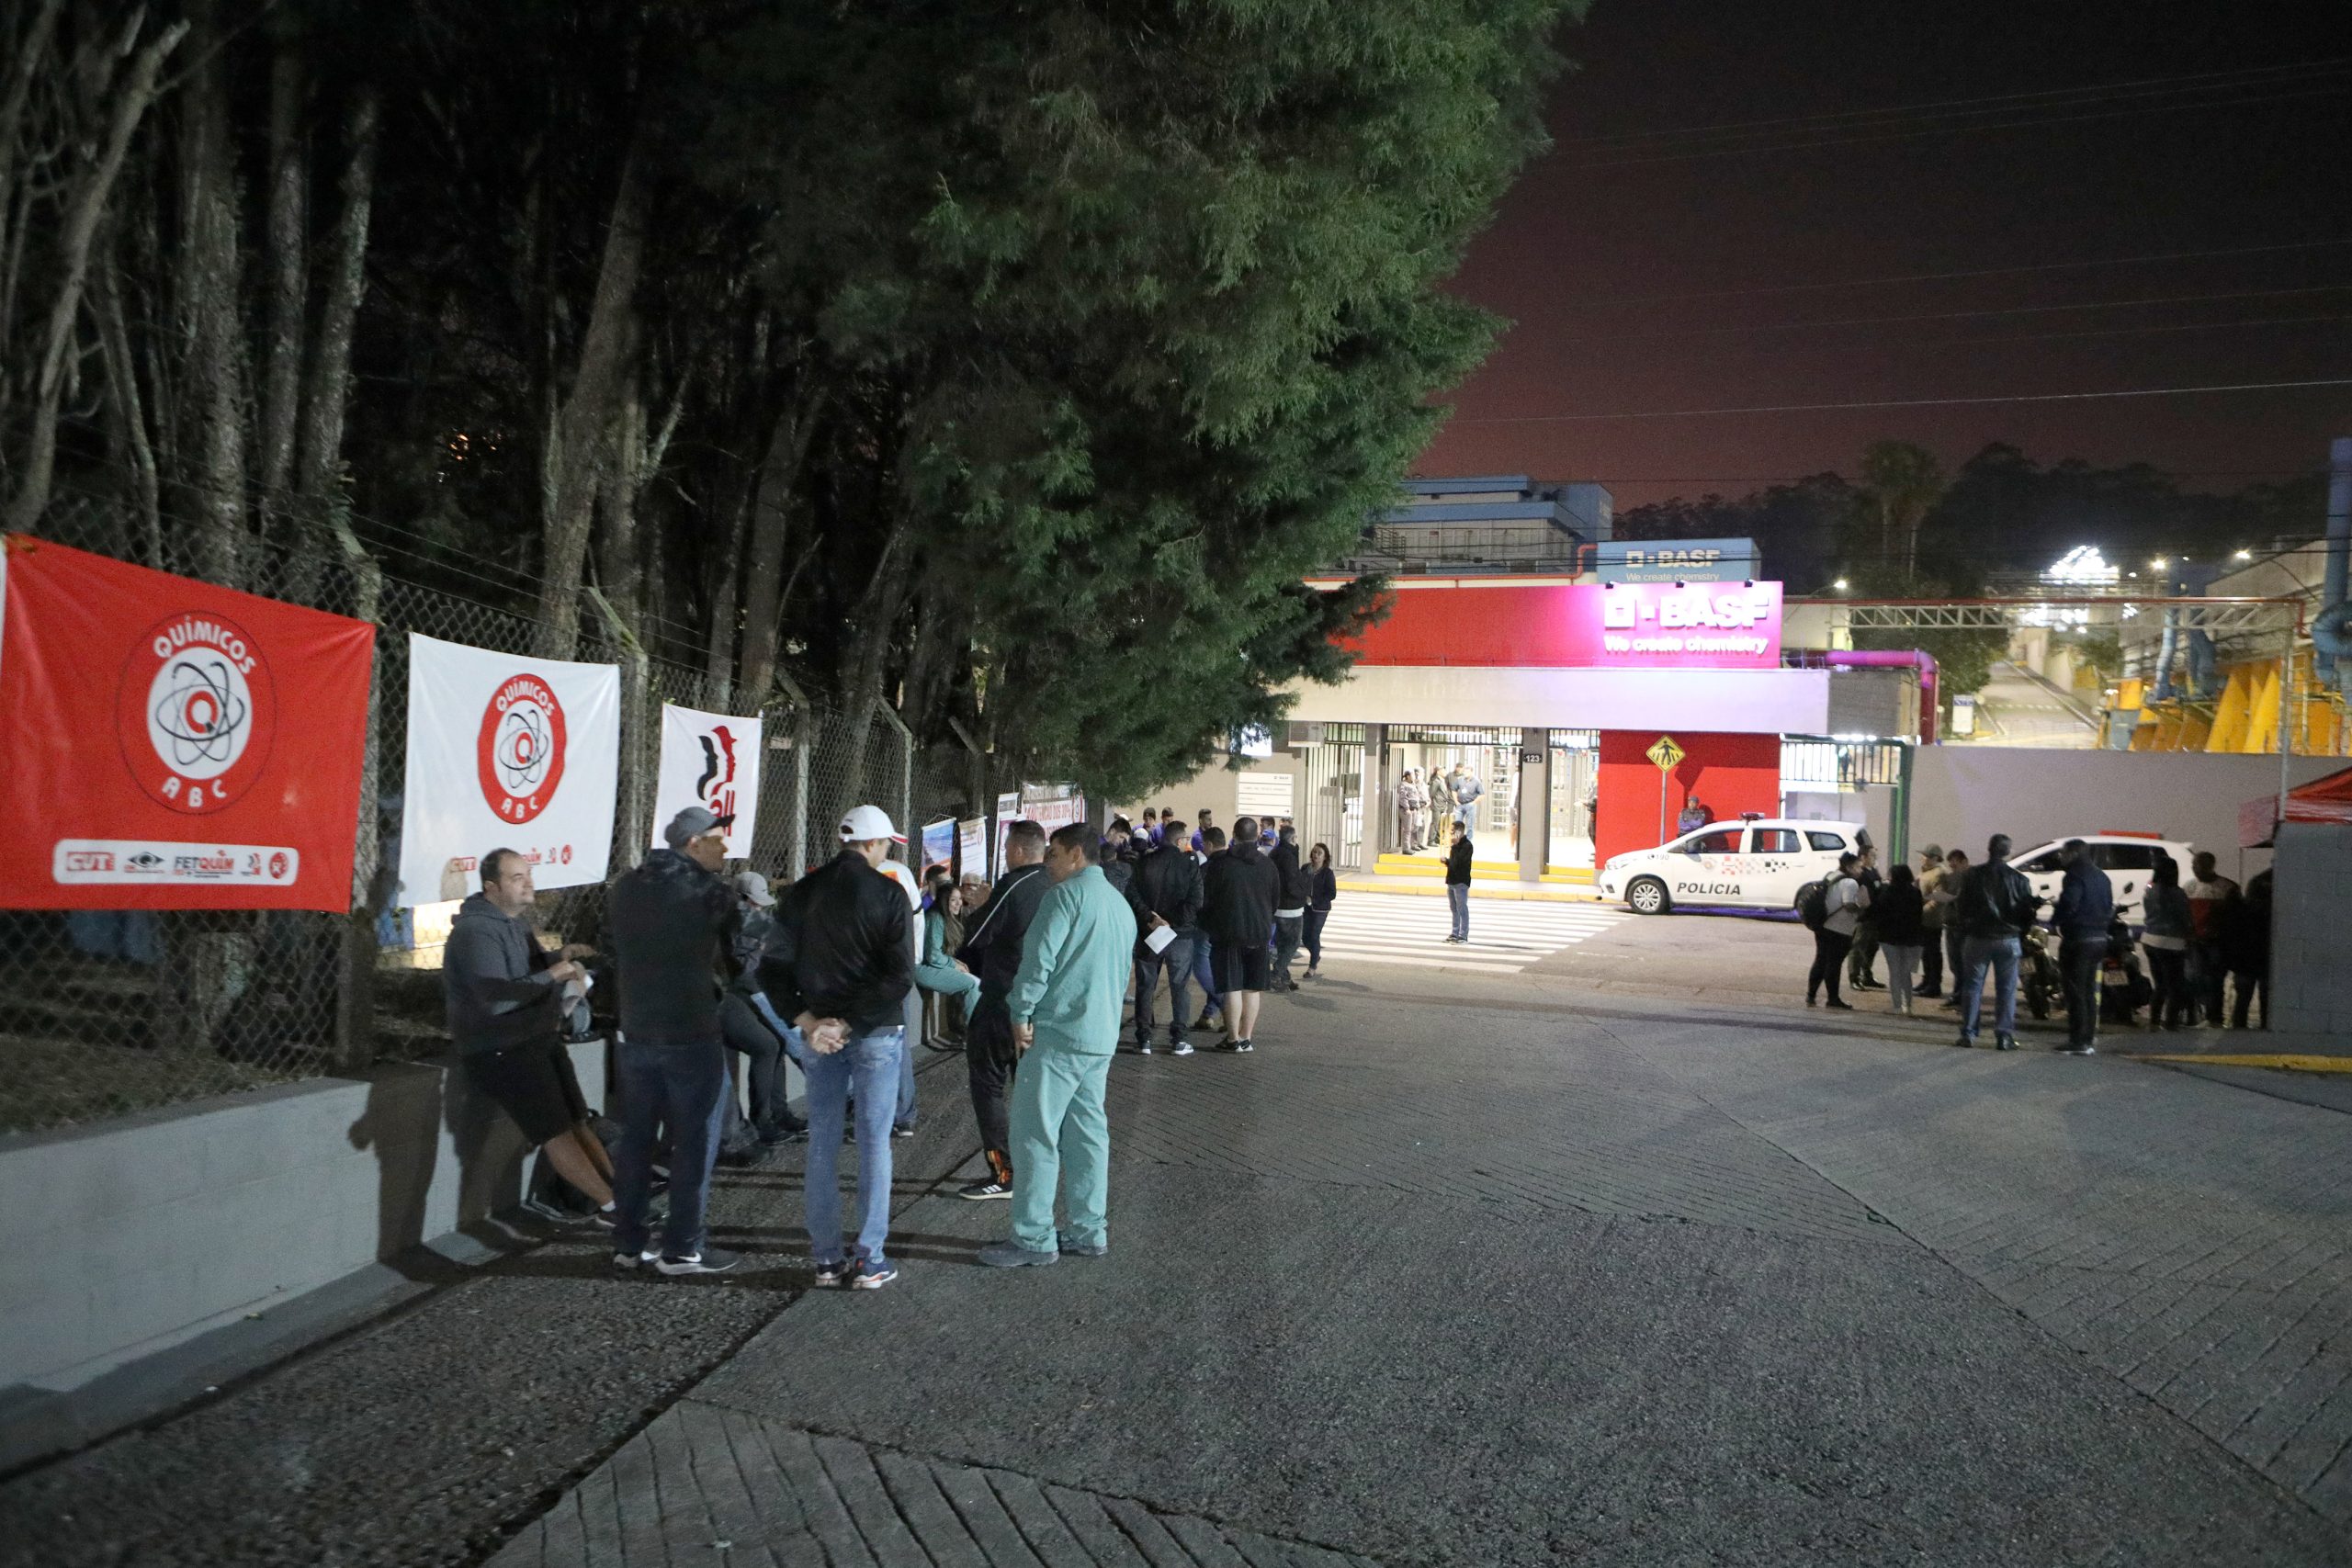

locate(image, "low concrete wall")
(0, 1041), (606, 1399)
(2271, 822), (2352, 1034)
(1909, 748), (2342, 879)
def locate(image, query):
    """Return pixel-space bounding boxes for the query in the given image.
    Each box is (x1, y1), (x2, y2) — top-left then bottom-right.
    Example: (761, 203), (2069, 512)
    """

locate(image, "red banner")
(0, 536), (376, 910)
(1343, 581), (1784, 670)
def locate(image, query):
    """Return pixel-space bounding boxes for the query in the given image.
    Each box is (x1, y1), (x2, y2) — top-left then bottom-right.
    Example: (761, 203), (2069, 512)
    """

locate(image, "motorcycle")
(2098, 916), (2152, 1026)
(2019, 923), (2063, 1021)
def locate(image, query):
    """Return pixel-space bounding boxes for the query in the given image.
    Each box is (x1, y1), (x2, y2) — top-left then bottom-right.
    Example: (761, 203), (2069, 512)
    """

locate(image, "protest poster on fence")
(919, 818), (956, 874)
(396, 633), (618, 904)
(650, 703), (762, 858)
(0, 536), (376, 910)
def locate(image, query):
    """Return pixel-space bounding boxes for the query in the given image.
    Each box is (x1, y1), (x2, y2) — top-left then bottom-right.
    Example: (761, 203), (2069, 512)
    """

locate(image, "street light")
(2233, 548), (2253, 560)
(1832, 578), (1849, 592)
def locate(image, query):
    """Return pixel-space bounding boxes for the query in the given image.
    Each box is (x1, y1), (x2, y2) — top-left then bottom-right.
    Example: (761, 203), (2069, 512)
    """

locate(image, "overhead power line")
(1447, 377), (2352, 425)
(1571, 238), (2352, 309)
(1551, 58), (2352, 150)
(1553, 285), (2352, 346)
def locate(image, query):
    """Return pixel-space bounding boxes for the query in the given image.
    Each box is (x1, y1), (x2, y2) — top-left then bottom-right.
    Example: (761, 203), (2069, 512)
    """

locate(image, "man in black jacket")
(1952, 832), (2040, 1052)
(1202, 815), (1279, 1052)
(1444, 820), (1475, 942)
(761, 804), (916, 1290)
(1128, 823), (1204, 1054)
(607, 807), (741, 1276)
(1270, 825), (1312, 991)
(953, 819), (1051, 1198)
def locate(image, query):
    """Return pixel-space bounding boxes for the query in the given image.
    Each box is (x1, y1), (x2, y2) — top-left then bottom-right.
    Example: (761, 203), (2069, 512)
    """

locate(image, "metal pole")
(2279, 626), (2293, 837)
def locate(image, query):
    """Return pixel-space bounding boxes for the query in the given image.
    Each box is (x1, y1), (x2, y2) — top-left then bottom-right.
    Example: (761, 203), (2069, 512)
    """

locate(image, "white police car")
(2007, 833), (2194, 925)
(1600, 818), (1868, 916)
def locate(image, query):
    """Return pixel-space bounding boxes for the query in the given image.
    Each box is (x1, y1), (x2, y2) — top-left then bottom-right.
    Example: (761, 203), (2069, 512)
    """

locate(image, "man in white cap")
(760, 804), (917, 1290)
(606, 806), (741, 1275)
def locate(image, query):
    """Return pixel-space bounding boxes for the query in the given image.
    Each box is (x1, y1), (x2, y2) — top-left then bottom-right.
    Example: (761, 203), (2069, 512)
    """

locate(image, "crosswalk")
(1315, 891), (1628, 974)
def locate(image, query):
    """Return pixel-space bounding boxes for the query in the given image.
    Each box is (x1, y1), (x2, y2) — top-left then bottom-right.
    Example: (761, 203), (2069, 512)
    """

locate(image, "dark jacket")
(1129, 841), (1204, 938)
(607, 849), (737, 1045)
(1272, 840), (1312, 910)
(1309, 865), (1337, 912)
(1956, 860), (2038, 939)
(1872, 880), (1926, 945)
(1445, 837), (1474, 887)
(443, 892), (563, 1055)
(2222, 874), (2271, 972)
(956, 860), (1053, 997)
(2053, 858), (2115, 937)
(1202, 839), (1279, 948)
(761, 850), (916, 1032)
(727, 905), (775, 997)
(1102, 854), (1135, 899)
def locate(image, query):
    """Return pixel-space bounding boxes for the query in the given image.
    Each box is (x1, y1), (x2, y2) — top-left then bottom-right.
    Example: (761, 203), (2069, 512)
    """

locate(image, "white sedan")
(1600, 818), (1868, 916)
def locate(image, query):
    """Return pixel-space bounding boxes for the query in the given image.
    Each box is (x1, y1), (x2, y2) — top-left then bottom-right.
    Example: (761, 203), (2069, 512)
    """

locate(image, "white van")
(1600, 818), (1867, 916)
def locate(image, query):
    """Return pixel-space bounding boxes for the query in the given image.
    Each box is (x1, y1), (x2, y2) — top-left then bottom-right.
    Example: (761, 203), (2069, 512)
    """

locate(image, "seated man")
(444, 848), (616, 1223)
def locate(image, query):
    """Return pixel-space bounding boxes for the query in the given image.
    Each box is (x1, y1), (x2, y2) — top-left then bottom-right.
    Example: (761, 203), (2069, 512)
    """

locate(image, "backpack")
(1800, 874), (1844, 931)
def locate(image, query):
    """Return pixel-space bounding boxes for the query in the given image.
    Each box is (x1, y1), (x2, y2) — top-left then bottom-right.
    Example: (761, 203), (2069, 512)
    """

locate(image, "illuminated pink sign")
(1343, 581), (1784, 670)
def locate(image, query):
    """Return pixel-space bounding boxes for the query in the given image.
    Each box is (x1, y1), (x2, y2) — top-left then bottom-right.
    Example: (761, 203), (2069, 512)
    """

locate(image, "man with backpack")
(1803, 852), (1867, 1010)
(1951, 833), (2040, 1051)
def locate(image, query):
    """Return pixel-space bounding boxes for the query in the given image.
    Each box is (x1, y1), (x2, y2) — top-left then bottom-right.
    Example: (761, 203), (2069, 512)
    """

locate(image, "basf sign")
(1346, 581), (1784, 671)
(1594, 537), (1760, 583)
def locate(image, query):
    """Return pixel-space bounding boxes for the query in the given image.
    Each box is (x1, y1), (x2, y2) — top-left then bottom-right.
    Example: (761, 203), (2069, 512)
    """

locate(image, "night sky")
(1420, 0), (2352, 511)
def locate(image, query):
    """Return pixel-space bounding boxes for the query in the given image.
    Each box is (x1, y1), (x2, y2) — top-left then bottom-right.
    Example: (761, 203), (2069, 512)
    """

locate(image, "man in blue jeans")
(1951, 833), (2039, 1052)
(762, 805), (916, 1290)
(1444, 820), (1474, 943)
(606, 807), (741, 1276)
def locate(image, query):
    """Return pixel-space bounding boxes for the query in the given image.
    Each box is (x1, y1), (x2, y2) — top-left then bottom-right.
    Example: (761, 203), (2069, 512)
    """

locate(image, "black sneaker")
(757, 1126), (806, 1148)
(892, 1123), (916, 1140)
(1235, 1038), (1255, 1053)
(1951, 1036), (1973, 1048)
(1134, 1040), (1153, 1054)
(612, 1247), (657, 1270)
(2061, 1043), (2097, 1055)
(811, 1258), (851, 1288)
(958, 1179), (1012, 1201)
(1825, 998), (1854, 1010)
(1995, 1035), (2018, 1052)
(1169, 1040), (1194, 1056)
(1193, 1013), (1221, 1032)
(655, 1246), (742, 1277)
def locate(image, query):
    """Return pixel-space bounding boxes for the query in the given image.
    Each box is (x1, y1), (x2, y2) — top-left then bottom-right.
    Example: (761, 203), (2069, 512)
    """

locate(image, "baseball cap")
(663, 806), (734, 852)
(1920, 843), (1944, 860)
(733, 871), (775, 907)
(838, 804), (906, 843)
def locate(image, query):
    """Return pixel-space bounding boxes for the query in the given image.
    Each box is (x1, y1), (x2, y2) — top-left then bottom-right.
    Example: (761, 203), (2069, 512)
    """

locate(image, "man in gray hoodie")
(444, 847), (615, 1219)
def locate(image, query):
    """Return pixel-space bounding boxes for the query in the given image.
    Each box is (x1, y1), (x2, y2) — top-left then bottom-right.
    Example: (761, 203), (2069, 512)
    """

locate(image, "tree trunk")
(256, 41), (308, 541)
(702, 476), (752, 705)
(177, 2), (251, 587)
(535, 138), (650, 657)
(0, 16), (186, 536)
(736, 391), (820, 703)
(832, 513), (914, 810)
(286, 84), (379, 605)
(0, 0), (67, 358)
(91, 219), (162, 559)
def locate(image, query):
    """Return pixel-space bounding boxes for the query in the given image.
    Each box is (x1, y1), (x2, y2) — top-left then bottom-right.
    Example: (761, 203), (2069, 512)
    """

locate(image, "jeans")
(1848, 924), (1880, 987)
(1959, 935), (2022, 1042)
(1447, 884), (1470, 941)
(1808, 929), (1852, 1002)
(718, 993), (797, 1138)
(1303, 908), (1329, 969)
(2146, 946), (2190, 1027)
(1919, 929), (1944, 994)
(1008, 1044), (1114, 1254)
(967, 995), (1020, 1182)
(1131, 936), (1193, 1045)
(799, 1025), (904, 1267)
(1190, 931), (1221, 1019)
(2188, 940), (2228, 1025)
(612, 1035), (728, 1260)
(2060, 933), (2107, 1045)
(1944, 925), (1966, 1003)
(2230, 969), (2267, 1029)
(1883, 942), (1921, 1010)
(1272, 914), (1303, 982)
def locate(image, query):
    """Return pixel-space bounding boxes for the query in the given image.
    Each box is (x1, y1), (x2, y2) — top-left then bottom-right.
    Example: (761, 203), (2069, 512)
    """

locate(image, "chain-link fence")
(0, 498), (994, 1135)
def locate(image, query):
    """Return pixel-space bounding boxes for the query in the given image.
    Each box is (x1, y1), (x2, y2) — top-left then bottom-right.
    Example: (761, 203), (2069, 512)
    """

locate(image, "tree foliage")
(0, 0), (1578, 805)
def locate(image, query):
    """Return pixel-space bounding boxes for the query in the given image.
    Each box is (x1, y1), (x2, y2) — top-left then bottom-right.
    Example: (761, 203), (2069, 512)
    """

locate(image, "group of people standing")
(1806, 835), (2271, 1055)
(1395, 765), (1484, 853)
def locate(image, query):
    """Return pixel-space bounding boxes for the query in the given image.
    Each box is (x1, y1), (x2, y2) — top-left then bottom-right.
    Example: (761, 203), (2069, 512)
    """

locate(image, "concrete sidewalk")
(7, 974), (2349, 1565)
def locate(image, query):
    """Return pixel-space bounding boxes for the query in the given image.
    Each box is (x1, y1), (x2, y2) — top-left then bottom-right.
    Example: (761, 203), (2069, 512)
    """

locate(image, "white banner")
(650, 703), (763, 858)
(396, 633), (620, 904)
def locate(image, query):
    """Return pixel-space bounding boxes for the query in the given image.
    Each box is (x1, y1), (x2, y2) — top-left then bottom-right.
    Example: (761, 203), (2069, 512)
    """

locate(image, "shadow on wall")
(345, 1057), (534, 1280)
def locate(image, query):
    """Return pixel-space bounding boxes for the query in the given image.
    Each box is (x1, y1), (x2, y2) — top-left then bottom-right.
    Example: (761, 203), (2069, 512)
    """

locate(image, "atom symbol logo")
(150, 656), (252, 770)
(493, 702), (552, 794)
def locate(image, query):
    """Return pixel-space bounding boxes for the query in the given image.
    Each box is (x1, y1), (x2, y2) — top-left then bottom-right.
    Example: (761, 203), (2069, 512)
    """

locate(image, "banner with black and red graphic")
(396, 633), (618, 904)
(0, 536), (376, 910)
(650, 703), (762, 858)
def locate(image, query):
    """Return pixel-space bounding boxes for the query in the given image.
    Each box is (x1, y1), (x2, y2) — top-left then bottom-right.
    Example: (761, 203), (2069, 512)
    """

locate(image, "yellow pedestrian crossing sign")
(1646, 735), (1684, 771)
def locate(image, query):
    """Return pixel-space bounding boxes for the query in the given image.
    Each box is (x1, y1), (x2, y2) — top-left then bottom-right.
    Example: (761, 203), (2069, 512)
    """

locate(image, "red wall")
(1595, 730), (1781, 865)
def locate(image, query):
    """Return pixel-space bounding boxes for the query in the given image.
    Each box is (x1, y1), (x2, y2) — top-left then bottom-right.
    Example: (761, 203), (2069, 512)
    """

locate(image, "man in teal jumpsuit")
(978, 822), (1138, 1268)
